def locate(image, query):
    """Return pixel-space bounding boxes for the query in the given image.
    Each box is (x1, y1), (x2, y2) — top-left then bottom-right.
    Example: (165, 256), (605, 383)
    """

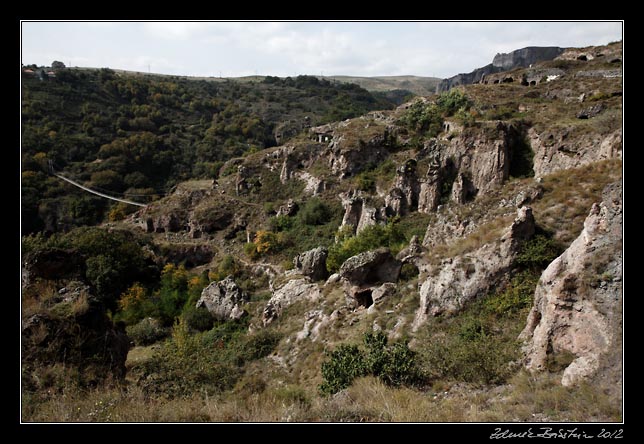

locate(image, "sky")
(21, 21), (622, 79)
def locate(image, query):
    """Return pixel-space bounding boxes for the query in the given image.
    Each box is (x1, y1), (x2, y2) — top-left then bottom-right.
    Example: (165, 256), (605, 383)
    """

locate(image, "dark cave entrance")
(354, 289), (373, 308)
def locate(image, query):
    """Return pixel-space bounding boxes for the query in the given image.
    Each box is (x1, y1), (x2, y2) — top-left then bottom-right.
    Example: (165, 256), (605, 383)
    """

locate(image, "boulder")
(263, 278), (321, 325)
(22, 299), (130, 384)
(196, 277), (249, 321)
(293, 247), (329, 281)
(338, 248), (402, 286)
(520, 181), (622, 393)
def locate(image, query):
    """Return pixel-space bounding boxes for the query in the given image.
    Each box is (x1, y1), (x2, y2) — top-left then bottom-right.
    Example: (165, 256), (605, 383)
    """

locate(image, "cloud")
(142, 22), (214, 40)
(21, 21), (622, 78)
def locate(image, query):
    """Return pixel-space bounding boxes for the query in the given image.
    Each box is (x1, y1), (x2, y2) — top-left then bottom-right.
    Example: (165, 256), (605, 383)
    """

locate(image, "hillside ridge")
(21, 40), (623, 422)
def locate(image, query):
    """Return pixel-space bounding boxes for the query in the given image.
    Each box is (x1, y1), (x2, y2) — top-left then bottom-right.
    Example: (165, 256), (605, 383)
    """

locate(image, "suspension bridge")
(48, 160), (147, 207)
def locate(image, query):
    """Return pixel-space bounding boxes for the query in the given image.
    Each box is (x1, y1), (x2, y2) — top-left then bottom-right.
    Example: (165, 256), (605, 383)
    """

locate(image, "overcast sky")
(21, 21), (622, 79)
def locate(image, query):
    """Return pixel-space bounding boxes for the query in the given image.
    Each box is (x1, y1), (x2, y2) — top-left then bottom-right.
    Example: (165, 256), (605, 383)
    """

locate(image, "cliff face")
(413, 206), (535, 326)
(437, 46), (564, 92)
(492, 46), (564, 70)
(519, 181), (622, 394)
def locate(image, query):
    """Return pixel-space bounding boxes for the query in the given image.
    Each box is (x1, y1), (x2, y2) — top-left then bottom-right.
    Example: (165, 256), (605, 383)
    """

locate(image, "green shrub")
(298, 197), (331, 226)
(181, 306), (214, 332)
(320, 344), (367, 395)
(327, 221), (406, 273)
(126, 317), (168, 346)
(515, 234), (563, 271)
(398, 100), (443, 137)
(421, 319), (519, 385)
(435, 88), (472, 116)
(355, 171), (376, 192)
(269, 214), (294, 232)
(136, 317), (275, 398)
(319, 332), (422, 395)
(483, 270), (540, 316)
(240, 330), (281, 361)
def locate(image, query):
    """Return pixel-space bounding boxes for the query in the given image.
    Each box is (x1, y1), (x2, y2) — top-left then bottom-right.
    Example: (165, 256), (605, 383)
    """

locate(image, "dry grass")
(22, 280), (60, 319)
(22, 365), (621, 423)
(533, 159), (622, 245)
(428, 214), (515, 268)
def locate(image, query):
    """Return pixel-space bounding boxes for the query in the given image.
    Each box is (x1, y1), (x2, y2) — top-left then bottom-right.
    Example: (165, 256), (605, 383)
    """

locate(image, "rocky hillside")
(436, 42), (621, 92)
(22, 41), (622, 422)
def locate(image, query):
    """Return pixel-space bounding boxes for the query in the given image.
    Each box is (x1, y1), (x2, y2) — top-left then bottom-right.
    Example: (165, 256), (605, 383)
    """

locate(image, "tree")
(51, 61), (66, 70)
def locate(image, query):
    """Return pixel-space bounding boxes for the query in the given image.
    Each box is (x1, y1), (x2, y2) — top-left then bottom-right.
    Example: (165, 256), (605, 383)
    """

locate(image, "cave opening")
(354, 289), (373, 308)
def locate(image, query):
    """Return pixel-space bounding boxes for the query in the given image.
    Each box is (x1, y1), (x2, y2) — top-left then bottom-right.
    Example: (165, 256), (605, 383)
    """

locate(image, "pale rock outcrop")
(339, 190), (382, 235)
(276, 199), (298, 217)
(413, 206), (535, 328)
(520, 181), (622, 390)
(529, 127), (622, 177)
(196, 277), (249, 321)
(336, 249), (402, 309)
(418, 154), (442, 213)
(366, 283), (398, 313)
(396, 235), (425, 266)
(422, 182), (543, 250)
(295, 308), (345, 342)
(338, 248), (402, 286)
(442, 122), (515, 199)
(293, 247), (329, 281)
(263, 278), (321, 325)
(295, 171), (326, 195)
(385, 160), (419, 216)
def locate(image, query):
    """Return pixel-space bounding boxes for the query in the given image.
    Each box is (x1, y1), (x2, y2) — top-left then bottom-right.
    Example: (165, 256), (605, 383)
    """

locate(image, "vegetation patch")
(319, 332), (422, 395)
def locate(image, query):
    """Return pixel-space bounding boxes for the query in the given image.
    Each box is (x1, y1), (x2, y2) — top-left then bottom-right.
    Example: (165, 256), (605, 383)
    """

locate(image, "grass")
(533, 159), (622, 245)
(22, 370), (620, 422)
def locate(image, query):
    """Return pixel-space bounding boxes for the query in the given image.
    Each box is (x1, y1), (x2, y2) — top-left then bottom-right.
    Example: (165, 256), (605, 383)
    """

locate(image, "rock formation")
(22, 289), (130, 385)
(196, 277), (249, 321)
(338, 248), (402, 286)
(339, 190), (382, 235)
(413, 206), (535, 327)
(437, 46), (564, 92)
(520, 181), (622, 392)
(385, 159), (419, 216)
(417, 154), (442, 213)
(263, 278), (321, 325)
(529, 127), (622, 177)
(293, 247), (329, 281)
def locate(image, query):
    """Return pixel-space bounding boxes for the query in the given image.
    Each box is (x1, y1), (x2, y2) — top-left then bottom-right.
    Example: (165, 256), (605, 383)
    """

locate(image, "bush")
(435, 88), (471, 116)
(326, 221), (406, 273)
(398, 100), (443, 137)
(240, 330), (281, 361)
(421, 318), (519, 385)
(483, 270), (540, 316)
(269, 214), (293, 232)
(181, 306), (214, 332)
(298, 197), (331, 226)
(515, 234), (563, 271)
(320, 344), (367, 395)
(319, 332), (422, 395)
(126, 317), (168, 346)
